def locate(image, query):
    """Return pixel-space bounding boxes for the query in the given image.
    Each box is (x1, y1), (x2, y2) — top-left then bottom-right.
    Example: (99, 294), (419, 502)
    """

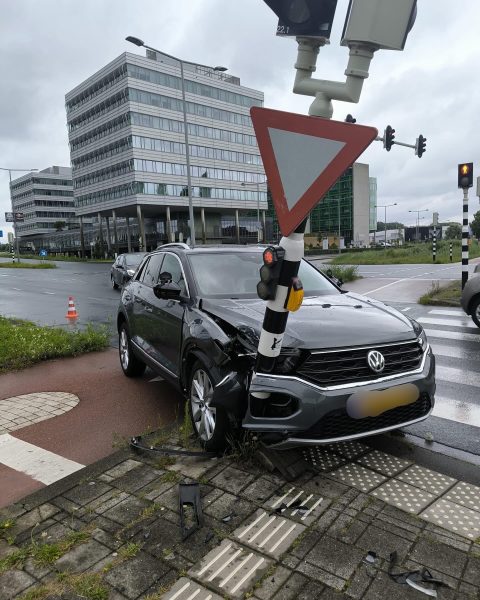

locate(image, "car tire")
(188, 360), (230, 453)
(111, 276), (119, 290)
(471, 296), (480, 328)
(119, 322), (146, 377)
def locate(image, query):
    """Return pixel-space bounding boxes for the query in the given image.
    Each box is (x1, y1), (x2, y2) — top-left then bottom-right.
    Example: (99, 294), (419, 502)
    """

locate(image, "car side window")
(140, 254), (164, 287)
(159, 253), (187, 296)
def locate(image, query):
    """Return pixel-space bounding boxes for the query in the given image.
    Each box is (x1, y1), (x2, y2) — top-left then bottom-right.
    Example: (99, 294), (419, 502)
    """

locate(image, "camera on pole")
(257, 246), (285, 301)
(263, 0), (338, 39)
(458, 163), (473, 189)
(415, 134), (427, 158)
(384, 125), (395, 151)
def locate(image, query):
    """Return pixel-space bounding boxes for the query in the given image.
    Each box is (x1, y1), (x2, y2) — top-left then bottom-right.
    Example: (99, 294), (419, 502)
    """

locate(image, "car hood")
(201, 292), (417, 350)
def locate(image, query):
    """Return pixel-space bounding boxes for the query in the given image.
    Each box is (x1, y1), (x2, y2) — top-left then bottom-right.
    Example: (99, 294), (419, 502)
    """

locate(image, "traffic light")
(257, 246), (285, 301)
(384, 125), (395, 151)
(415, 134), (427, 158)
(458, 163), (473, 189)
(263, 0), (338, 39)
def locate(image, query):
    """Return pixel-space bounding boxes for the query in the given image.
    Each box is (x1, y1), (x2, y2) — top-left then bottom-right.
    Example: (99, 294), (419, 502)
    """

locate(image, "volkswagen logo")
(367, 350), (385, 373)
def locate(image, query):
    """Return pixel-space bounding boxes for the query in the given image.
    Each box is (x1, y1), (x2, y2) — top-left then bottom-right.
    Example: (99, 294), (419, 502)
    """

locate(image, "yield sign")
(250, 107), (378, 236)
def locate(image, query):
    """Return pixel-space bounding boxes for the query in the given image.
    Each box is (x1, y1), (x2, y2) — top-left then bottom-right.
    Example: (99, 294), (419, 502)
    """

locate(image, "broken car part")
(179, 482), (203, 540)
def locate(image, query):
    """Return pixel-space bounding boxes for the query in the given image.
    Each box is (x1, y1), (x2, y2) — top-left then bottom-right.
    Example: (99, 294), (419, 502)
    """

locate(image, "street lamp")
(0, 167), (38, 262)
(126, 36), (227, 248)
(241, 178), (267, 242)
(408, 208), (429, 242)
(375, 203), (397, 249)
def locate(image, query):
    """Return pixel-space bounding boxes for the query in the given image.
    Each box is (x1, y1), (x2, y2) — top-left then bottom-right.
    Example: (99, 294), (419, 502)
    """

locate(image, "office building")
(65, 51), (266, 252)
(10, 166), (75, 243)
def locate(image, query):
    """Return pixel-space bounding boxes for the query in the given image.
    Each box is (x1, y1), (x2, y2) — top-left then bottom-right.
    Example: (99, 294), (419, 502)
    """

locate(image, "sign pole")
(449, 242), (453, 262)
(462, 188), (469, 289)
(432, 229), (436, 263)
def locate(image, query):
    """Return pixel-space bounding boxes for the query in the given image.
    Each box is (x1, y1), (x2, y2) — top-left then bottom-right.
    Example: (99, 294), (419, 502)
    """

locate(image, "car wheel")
(188, 361), (230, 452)
(119, 322), (146, 377)
(111, 275), (119, 290)
(471, 296), (480, 328)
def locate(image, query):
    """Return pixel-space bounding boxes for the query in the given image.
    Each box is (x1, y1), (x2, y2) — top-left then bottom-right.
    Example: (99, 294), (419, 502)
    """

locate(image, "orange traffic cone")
(66, 296), (78, 320)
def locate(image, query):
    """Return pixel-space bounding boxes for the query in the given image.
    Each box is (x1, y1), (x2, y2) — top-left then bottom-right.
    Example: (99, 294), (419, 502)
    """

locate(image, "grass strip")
(419, 280), (462, 306)
(0, 317), (109, 373)
(0, 252), (112, 263)
(0, 262), (56, 269)
(320, 264), (360, 283)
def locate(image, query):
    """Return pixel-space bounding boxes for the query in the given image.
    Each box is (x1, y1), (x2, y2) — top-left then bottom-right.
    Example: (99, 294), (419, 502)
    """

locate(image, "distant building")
(10, 166), (75, 241)
(65, 51), (266, 252)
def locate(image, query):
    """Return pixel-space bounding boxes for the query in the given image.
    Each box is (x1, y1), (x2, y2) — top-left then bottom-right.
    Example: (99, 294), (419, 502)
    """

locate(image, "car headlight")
(126, 269), (135, 276)
(417, 329), (428, 352)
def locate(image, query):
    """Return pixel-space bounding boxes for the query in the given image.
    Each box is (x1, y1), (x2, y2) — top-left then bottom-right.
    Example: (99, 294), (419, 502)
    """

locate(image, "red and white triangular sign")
(250, 107), (378, 237)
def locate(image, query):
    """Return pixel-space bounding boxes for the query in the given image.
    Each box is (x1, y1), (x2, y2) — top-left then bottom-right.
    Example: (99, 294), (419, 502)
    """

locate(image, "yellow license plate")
(346, 384), (420, 419)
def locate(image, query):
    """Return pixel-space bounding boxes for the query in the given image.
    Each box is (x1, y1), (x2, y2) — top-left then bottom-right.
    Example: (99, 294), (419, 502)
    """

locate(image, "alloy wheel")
(190, 369), (216, 441)
(119, 328), (130, 370)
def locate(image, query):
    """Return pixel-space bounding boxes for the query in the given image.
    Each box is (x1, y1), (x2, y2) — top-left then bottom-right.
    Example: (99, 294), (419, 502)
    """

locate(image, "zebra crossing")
(416, 307), (480, 428)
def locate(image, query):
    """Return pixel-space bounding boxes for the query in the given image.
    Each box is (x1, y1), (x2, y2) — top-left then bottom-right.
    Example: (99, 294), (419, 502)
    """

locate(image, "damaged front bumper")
(242, 346), (435, 449)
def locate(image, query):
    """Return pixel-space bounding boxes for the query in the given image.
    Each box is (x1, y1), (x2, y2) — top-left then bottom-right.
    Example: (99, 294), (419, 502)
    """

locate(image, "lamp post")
(126, 36), (227, 248)
(375, 203), (397, 249)
(241, 178), (267, 242)
(0, 167), (38, 262)
(408, 208), (429, 242)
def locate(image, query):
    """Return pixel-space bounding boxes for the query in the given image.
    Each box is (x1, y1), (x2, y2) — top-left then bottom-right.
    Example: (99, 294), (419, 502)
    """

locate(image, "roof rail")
(157, 242), (191, 250)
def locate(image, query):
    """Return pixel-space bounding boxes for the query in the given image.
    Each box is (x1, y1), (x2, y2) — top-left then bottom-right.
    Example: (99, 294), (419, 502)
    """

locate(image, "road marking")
(0, 434), (84, 485)
(433, 396), (480, 427)
(12, 287), (22, 291)
(430, 342), (479, 360)
(43, 291), (55, 295)
(424, 329), (480, 343)
(401, 307), (412, 312)
(436, 365), (480, 387)
(87, 296), (113, 302)
(364, 279), (408, 294)
(429, 309), (465, 317)
(418, 317), (477, 329)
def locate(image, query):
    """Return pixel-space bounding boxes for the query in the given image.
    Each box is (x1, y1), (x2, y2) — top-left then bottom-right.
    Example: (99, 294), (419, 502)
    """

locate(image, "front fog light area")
(250, 393), (298, 418)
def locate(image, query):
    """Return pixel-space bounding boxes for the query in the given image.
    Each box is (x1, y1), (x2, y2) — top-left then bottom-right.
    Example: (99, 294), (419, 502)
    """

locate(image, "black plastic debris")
(388, 551), (447, 597)
(179, 482), (203, 540)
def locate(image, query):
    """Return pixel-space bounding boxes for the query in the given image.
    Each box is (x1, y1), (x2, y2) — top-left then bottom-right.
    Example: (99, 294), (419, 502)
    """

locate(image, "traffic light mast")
(458, 163), (473, 289)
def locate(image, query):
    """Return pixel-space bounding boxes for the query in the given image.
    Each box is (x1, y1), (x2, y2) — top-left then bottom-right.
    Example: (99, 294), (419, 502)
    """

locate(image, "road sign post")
(450, 243), (453, 262)
(432, 229), (436, 262)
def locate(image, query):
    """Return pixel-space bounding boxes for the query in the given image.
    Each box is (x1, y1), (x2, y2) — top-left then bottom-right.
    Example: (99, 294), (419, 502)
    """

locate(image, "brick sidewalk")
(0, 440), (479, 600)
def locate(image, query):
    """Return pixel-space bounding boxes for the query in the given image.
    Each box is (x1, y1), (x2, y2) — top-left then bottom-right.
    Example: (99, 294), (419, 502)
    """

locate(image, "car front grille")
(295, 393), (431, 441)
(296, 340), (423, 387)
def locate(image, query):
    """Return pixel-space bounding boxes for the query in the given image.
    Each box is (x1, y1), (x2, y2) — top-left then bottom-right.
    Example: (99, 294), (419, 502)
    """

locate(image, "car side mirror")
(338, 278), (344, 287)
(153, 281), (182, 300)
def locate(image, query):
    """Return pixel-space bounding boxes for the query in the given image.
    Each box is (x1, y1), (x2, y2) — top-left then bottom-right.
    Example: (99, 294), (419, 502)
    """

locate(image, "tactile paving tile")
(397, 464), (456, 496)
(189, 539), (273, 599)
(264, 486), (324, 526)
(420, 498), (480, 540)
(232, 509), (306, 559)
(329, 464), (387, 492)
(302, 446), (346, 472)
(161, 577), (223, 599)
(371, 479), (436, 514)
(443, 481), (480, 513)
(326, 441), (372, 460)
(357, 450), (412, 477)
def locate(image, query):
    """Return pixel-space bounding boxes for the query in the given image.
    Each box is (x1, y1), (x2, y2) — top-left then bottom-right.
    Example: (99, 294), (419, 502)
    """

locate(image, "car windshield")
(188, 251), (338, 298)
(124, 253), (145, 267)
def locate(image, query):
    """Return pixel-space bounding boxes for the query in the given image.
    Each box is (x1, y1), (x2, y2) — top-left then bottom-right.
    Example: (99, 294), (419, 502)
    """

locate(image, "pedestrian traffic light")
(384, 125), (395, 151)
(415, 134), (427, 158)
(257, 246), (285, 301)
(458, 163), (473, 189)
(263, 0), (338, 39)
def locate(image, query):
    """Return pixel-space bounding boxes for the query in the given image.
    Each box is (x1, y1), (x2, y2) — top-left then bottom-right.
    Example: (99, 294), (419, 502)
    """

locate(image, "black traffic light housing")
(415, 134), (427, 158)
(384, 125), (395, 151)
(458, 163), (473, 189)
(257, 246), (285, 301)
(263, 0), (338, 39)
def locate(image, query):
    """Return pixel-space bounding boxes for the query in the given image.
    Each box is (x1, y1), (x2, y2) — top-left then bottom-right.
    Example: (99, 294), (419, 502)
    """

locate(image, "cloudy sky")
(1, 0), (479, 236)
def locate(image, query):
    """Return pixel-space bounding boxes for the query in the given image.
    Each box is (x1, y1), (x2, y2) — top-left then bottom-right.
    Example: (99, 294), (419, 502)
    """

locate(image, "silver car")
(461, 264), (480, 328)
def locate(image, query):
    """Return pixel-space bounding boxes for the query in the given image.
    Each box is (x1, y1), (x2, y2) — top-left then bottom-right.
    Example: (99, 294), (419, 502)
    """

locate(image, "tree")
(471, 211), (480, 238)
(376, 221), (405, 232)
(445, 223), (461, 240)
(53, 221), (66, 231)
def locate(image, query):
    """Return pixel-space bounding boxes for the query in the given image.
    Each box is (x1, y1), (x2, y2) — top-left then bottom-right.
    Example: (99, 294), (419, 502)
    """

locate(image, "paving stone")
(281, 554), (300, 569)
(105, 551), (170, 599)
(321, 589), (352, 600)
(141, 478), (178, 502)
(302, 446), (346, 472)
(63, 481), (113, 506)
(161, 577), (224, 599)
(363, 570), (441, 600)
(344, 564), (375, 599)
(359, 514), (417, 543)
(23, 556), (52, 580)
(271, 572), (308, 599)
(189, 539), (273, 599)
(232, 509), (306, 559)
(305, 535), (364, 580)
(371, 479), (437, 514)
(326, 441), (372, 460)
(40, 522), (74, 544)
(102, 495), (150, 524)
(357, 450), (412, 477)
(0, 570), (36, 599)
(462, 556), (480, 587)
(410, 537), (468, 579)
(51, 495), (81, 515)
(295, 559), (346, 591)
(9, 503), (60, 538)
(87, 490), (129, 515)
(103, 459), (143, 479)
(203, 492), (256, 527)
(263, 485), (325, 526)
(240, 475), (283, 504)
(210, 466), (255, 494)
(55, 538), (111, 572)
(327, 513), (368, 545)
(295, 579), (325, 599)
(253, 565), (292, 600)
(313, 506), (340, 535)
(378, 505), (425, 533)
(443, 481), (480, 513)
(167, 456), (217, 479)
(304, 474), (351, 499)
(356, 524), (413, 561)
(403, 559), (459, 595)
(397, 464), (457, 495)
(458, 581), (480, 598)
(111, 465), (163, 493)
(329, 464), (387, 493)
(421, 498), (480, 540)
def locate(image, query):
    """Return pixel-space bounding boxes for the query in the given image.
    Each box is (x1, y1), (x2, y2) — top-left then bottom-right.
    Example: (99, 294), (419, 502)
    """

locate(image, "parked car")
(111, 253), (146, 289)
(461, 264), (480, 328)
(117, 244), (435, 451)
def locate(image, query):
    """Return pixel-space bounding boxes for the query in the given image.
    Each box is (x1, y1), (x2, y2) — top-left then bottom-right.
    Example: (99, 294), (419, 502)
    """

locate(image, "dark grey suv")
(117, 244), (435, 451)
